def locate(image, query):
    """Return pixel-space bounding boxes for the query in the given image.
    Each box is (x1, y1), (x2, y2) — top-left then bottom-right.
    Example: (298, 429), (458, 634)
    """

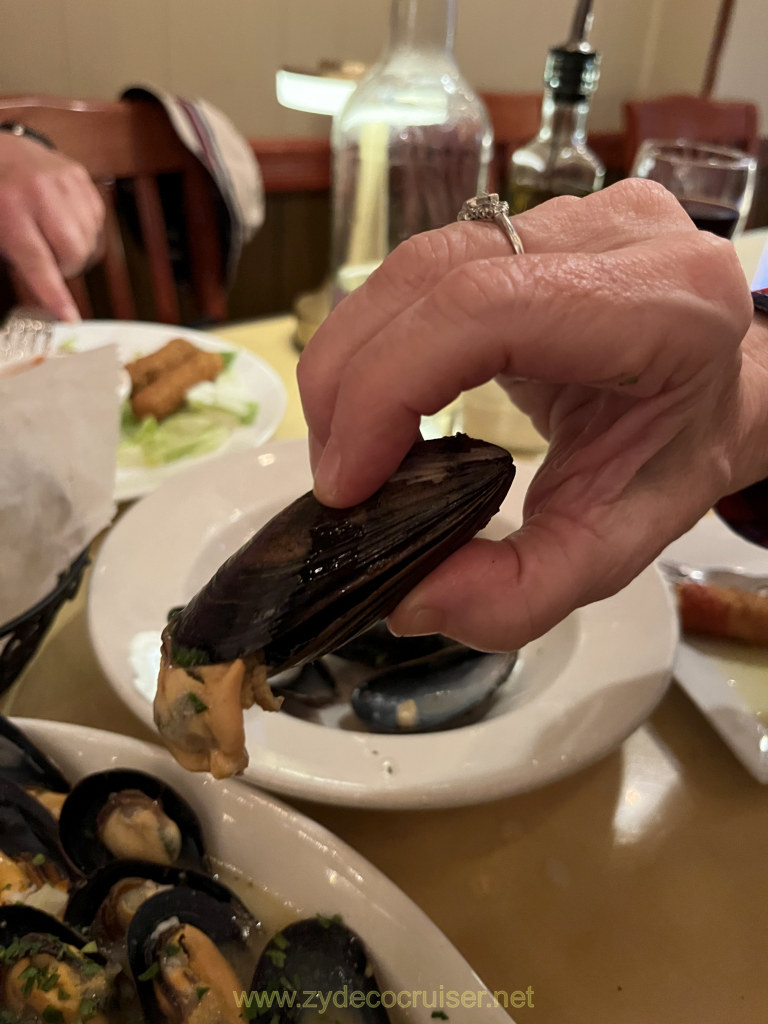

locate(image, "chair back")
(0, 94), (227, 324)
(623, 93), (760, 173)
(479, 92), (543, 193)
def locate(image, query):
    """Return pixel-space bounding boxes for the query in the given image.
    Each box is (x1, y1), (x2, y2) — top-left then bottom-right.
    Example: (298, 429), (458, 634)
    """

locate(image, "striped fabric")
(121, 84), (265, 280)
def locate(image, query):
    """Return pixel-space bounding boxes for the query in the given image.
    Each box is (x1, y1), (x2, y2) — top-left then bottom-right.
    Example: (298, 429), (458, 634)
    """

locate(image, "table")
(3, 314), (767, 1024)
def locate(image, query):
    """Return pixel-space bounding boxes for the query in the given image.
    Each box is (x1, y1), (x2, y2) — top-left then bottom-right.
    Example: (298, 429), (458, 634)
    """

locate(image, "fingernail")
(389, 605), (445, 637)
(313, 437), (342, 504)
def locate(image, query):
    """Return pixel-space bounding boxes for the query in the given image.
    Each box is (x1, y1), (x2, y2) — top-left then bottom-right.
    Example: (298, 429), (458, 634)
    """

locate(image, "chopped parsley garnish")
(264, 948), (286, 969)
(432, 1013), (449, 1020)
(77, 997), (99, 1022)
(80, 941), (98, 955)
(315, 913), (342, 929)
(186, 692), (209, 714)
(31, 852), (46, 866)
(172, 644), (210, 669)
(271, 932), (289, 950)
(196, 986), (210, 1001)
(138, 961), (161, 981)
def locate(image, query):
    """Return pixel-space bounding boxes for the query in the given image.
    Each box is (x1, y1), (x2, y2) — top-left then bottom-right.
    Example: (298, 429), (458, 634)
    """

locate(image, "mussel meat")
(0, 905), (116, 1023)
(154, 435), (515, 778)
(58, 769), (207, 876)
(127, 888), (259, 1023)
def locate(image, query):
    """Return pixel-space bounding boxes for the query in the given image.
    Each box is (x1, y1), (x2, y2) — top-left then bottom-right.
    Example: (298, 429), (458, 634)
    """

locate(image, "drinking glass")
(630, 139), (757, 239)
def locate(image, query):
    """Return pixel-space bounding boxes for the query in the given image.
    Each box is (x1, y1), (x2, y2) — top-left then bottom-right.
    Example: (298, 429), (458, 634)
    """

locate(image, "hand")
(0, 133), (105, 321)
(298, 179), (767, 651)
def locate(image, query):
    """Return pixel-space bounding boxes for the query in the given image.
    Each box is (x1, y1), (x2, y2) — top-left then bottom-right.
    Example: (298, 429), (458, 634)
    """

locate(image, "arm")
(0, 130), (105, 321)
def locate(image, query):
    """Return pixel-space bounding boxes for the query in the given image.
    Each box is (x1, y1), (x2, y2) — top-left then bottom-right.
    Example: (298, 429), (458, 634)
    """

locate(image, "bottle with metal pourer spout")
(506, 0), (605, 213)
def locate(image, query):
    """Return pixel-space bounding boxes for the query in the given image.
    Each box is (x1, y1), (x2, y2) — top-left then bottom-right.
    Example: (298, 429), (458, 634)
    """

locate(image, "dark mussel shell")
(167, 435), (515, 675)
(65, 858), (253, 942)
(58, 768), (207, 876)
(127, 888), (260, 1022)
(333, 619), (462, 669)
(0, 777), (77, 893)
(0, 904), (86, 950)
(351, 648), (517, 733)
(271, 659), (339, 708)
(0, 713), (71, 796)
(250, 916), (390, 1023)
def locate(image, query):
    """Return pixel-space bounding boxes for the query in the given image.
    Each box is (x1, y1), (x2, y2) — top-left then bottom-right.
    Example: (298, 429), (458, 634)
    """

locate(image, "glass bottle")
(330, 0), (492, 301)
(506, 1), (605, 213)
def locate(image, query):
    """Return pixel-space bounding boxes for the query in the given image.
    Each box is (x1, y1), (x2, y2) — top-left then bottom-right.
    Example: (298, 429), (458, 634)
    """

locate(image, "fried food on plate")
(124, 336), (198, 392)
(676, 581), (768, 646)
(131, 349), (224, 422)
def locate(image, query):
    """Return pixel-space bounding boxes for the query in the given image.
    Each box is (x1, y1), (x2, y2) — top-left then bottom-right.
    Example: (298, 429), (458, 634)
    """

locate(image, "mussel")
(58, 769), (207, 876)
(154, 435), (515, 777)
(65, 859), (252, 951)
(351, 647), (517, 733)
(127, 888), (260, 1022)
(0, 905), (117, 1022)
(0, 778), (78, 919)
(0, 713), (71, 819)
(249, 916), (391, 1023)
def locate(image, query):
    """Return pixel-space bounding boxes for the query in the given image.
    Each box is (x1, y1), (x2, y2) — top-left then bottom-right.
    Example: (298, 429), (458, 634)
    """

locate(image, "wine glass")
(630, 139), (757, 239)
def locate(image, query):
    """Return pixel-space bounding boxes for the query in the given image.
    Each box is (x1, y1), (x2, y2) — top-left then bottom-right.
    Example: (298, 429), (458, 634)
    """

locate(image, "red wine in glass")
(678, 198), (740, 239)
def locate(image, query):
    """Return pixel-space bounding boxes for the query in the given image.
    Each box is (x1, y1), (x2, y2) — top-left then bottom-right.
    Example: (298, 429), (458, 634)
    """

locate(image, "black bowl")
(0, 547), (90, 696)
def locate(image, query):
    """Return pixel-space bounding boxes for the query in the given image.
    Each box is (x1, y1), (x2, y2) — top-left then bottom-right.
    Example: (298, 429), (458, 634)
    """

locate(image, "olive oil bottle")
(507, 0), (604, 213)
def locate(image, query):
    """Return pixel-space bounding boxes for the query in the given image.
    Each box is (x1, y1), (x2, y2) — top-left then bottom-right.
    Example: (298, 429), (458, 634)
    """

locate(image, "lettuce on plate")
(118, 358), (259, 467)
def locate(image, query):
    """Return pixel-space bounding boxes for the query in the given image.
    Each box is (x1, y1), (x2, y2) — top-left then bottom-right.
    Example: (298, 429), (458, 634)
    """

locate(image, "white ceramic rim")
(87, 439), (676, 809)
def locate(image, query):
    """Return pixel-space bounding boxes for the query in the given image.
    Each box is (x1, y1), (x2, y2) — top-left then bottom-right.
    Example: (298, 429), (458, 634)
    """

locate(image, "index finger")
(5, 220), (81, 321)
(298, 180), (695, 454)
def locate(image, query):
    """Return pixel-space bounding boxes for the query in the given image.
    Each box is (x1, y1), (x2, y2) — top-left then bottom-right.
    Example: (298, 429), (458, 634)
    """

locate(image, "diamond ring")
(457, 192), (525, 254)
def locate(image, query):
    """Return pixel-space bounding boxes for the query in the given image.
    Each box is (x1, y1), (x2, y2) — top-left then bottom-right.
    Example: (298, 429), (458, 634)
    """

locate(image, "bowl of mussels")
(0, 715), (510, 1024)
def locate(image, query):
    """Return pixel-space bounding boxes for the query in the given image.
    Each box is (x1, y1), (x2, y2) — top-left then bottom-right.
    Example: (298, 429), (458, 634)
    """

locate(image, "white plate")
(12, 719), (508, 1024)
(53, 319), (286, 502)
(88, 440), (676, 809)
(660, 515), (768, 782)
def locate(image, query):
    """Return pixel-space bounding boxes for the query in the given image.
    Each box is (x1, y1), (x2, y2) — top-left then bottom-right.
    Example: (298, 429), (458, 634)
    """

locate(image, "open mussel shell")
(127, 888), (260, 1022)
(250, 916), (390, 1023)
(168, 435), (515, 675)
(65, 859), (251, 945)
(271, 659), (339, 708)
(0, 905), (118, 1020)
(333, 619), (462, 669)
(351, 648), (518, 733)
(0, 713), (71, 811)
(58, 768), (207, 876)
(0, 778), (78, 916)
(0, 903), (86, 948)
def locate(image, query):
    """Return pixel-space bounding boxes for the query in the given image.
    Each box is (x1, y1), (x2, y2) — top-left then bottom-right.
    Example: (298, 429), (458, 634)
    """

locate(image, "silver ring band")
(457, 192), (525, 255)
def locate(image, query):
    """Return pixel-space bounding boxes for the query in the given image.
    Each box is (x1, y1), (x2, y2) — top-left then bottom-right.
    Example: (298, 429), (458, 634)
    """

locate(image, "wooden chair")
(0, 94), (227, 324)
(623, 93), (760, 173)
(479, 92), (543, 193)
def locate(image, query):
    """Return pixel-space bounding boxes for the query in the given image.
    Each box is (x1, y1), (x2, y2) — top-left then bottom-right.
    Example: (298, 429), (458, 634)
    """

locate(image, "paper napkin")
(0, 345), (120, 624)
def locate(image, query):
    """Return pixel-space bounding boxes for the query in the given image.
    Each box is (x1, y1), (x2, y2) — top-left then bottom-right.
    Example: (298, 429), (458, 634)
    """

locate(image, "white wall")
(714, 0), (767, 131)
(0, 0), (728, 138)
